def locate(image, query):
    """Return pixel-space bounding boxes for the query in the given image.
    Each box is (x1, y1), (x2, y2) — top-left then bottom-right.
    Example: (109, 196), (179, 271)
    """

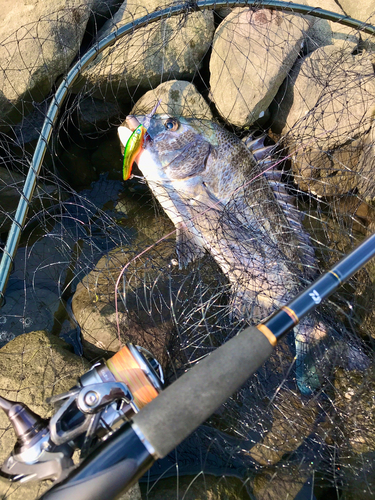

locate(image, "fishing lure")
(122, 123), (147, 180)
(122, 99), (162, 180)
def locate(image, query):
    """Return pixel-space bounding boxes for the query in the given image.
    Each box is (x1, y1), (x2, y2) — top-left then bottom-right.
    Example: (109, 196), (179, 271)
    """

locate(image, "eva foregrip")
(133, 325), (274, 459)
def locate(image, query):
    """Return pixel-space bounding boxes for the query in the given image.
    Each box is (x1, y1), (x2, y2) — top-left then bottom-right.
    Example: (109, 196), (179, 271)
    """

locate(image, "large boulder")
(79, 0), (214, 103)
(0, 0), (97, 125)
(209, 8), (310, 127)
(272, 45), (375, 196)
(131, 80), (213, 120)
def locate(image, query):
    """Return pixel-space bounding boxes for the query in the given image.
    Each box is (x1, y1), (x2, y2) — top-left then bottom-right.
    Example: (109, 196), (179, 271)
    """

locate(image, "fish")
(118, 114), (368, 394)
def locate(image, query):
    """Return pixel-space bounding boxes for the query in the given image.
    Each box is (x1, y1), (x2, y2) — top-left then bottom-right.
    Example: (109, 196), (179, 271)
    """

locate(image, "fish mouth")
(119, 101), (163, 180)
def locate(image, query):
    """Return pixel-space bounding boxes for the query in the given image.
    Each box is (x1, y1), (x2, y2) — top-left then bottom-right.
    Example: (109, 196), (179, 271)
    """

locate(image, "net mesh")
(1, 2), (375, 499)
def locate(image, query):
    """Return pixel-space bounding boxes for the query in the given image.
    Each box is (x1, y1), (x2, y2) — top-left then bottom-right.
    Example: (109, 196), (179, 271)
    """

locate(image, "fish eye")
(164, 118), (179, 132)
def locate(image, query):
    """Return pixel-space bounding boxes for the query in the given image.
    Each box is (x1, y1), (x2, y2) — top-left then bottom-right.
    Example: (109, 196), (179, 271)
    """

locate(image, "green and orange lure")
(122, 124), (147, 181)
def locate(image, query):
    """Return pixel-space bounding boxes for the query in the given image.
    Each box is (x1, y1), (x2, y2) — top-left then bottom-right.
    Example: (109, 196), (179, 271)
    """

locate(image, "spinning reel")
(0, 344), (163, 484)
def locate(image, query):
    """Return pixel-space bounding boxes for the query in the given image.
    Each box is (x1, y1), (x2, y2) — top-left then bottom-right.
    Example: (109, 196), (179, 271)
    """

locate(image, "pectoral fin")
(176, 224), (206, 268)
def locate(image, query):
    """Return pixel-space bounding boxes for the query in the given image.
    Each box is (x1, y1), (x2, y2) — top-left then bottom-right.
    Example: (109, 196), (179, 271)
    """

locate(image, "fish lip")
(125, 115), (140, 131)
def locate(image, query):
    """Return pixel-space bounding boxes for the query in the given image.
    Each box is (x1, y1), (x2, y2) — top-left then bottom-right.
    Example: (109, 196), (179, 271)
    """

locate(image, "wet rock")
(0, 0), (95, 126)
(356, 123), (375, 201)
(0, 285), (62, 348)
(209, 8), (310, 127)
(90, 130), (124, 179)
(60, 142), (98, 189)
(131, 80), (213, 120)
(251, 467), (310, 500)
(80, 0), (214, 103)
(272, 45), (375, 196)
(139, 473), (249, 500)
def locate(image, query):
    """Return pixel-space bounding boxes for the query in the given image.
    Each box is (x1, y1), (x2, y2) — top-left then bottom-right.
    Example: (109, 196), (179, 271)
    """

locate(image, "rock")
(80, 1), (214, 103)
(72, 238), (174, 364)
(333, 368), (375, 454)
(0, 0), (95, 125)
(251, 467), (310, 500)
(90, 130), (124, 179)
(131, 80), (213, 120)
(76, 96), (123, 133)
(356, 124), (375, 201)
(248, 391), (318, 465)
(60, 142), (98, 189)
(271, 45), (375, 196)
(91, 0), (123, 19)
(0, 284), (62, 348)
(0, 330), (90, 500)
(209, 8), (310, 127)
(139, 474), (248, 499)
(295, 0), (359, 52)
(338, 0), (375, 24)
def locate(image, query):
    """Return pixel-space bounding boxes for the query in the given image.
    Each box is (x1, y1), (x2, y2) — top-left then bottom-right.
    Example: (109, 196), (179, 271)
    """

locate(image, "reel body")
(0, 344), (163, 484)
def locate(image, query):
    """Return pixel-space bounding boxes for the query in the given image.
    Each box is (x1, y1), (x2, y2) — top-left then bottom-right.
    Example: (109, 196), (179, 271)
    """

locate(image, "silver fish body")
(119, 115), (366, 394)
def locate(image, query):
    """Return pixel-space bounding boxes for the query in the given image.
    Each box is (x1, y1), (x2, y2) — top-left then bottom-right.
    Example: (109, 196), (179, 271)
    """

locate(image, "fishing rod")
(0, 232), (374, 500)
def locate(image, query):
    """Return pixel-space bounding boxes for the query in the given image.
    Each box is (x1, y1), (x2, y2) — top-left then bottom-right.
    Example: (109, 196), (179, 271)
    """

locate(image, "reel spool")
(106, 344), (164, 409)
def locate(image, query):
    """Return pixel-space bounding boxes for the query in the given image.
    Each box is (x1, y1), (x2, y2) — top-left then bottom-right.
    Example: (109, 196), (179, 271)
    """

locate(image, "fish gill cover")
(0, 1), (375, 499)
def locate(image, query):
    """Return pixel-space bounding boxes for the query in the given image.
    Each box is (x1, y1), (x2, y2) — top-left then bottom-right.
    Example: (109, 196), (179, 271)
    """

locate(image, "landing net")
(0, 2), (375, 499)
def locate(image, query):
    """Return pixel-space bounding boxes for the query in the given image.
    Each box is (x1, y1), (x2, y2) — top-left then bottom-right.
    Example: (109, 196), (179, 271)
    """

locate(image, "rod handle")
(133, 325), (275, 458)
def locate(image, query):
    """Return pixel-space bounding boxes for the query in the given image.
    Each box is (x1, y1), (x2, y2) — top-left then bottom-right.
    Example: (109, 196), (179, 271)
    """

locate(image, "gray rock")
(139, 474), (247, 499)
(356, 123), (375, 201)
(272, 45), (375, 196)
(209, 8), (310, 127)
(60, 142), (98, 189)
(0, 330), (90, 500)
(0, 0), (96, 125)
(131, 80), (213, 120)
(79, 0), (214, 103)
(248, 390), (319, 465)
(0, 285), (62, 348)
(91, 0), (123, 19)
(90, 130), (124, 179)
(251, 467), (310, 500)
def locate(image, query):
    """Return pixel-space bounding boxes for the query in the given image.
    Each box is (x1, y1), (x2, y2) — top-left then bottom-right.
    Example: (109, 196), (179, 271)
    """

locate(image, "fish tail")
(295, 318), (370, 395)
